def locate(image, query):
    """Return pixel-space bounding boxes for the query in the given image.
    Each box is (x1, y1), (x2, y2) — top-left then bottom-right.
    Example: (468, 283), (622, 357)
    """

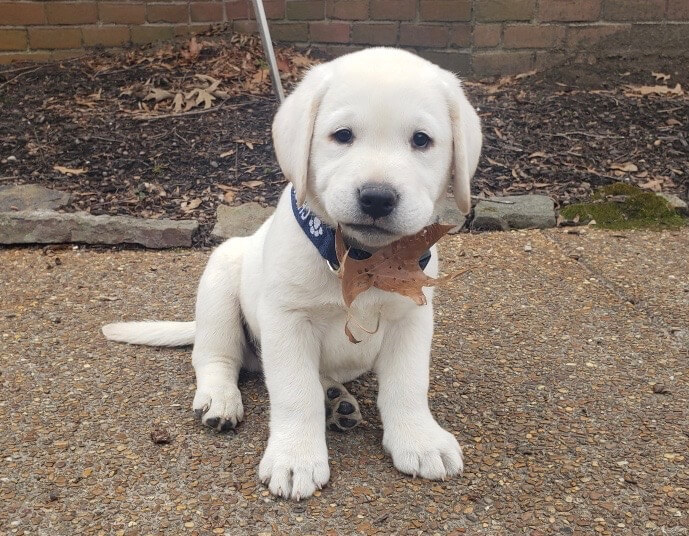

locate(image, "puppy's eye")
(412, 131), (431, 149)
(333, 128), (353, 144)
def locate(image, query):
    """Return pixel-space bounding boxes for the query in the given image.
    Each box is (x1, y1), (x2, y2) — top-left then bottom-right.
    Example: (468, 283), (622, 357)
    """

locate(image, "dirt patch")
(1, 34), (687, 247)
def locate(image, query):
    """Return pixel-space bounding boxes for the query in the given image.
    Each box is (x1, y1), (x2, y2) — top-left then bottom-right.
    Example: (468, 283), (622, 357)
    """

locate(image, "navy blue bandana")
(290, 187), (431, 271)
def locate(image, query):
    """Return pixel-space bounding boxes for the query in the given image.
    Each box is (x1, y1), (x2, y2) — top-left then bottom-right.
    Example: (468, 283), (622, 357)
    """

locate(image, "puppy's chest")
(309, 296), (412, 374)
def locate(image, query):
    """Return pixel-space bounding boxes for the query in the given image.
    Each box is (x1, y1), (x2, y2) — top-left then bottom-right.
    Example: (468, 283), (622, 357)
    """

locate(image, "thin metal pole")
(250, 0), (285, 103)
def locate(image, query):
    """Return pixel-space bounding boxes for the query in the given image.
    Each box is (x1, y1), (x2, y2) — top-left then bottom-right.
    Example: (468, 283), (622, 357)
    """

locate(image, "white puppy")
(103, 47), (482, 500)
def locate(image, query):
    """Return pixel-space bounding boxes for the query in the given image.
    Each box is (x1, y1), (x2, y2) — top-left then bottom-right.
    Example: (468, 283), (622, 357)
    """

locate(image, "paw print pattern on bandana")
(309, 216), (324, 237)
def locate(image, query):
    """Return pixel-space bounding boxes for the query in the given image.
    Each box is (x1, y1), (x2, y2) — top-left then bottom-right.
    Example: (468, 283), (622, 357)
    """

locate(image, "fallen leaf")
(610, 162), (638, 173)
(219, 149), (235, 158)
(223, 191), (236, 203)
(181, 198), (202, 212)
(53, 165), (87, 175)
(624, 84), (684, 97)
(144, 88), (174, 103)
(172, 93), (185, 113)
(244, 180), (263, 188)
(639, 178), (663, 192)
(528, 151), (547, 159)
(651, 71), (670, 82)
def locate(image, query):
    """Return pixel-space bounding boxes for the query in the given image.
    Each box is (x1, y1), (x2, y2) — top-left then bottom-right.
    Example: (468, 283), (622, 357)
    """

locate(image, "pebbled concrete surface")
(1, 229), (687, 535)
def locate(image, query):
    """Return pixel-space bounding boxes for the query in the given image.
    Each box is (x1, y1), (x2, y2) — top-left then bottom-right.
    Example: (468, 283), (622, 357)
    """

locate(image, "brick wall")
(1, 1), (688, 75)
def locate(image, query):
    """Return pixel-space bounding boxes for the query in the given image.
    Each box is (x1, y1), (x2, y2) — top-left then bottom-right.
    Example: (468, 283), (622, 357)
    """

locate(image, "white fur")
(102, 48), (482, 500)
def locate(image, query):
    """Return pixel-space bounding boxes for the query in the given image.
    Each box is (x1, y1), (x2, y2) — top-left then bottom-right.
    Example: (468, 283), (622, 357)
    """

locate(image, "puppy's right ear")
(272, 64), (331, 205)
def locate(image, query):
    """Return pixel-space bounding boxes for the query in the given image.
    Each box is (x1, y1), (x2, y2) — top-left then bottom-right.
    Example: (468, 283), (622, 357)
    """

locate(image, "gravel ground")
(1, 229), (688, 535)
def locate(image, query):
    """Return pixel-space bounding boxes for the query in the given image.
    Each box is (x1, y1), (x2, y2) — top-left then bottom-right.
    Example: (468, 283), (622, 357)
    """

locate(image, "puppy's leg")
(192, 238), (247, 432)
(258, 309), (329, 500)
(375, 304), (463, 480)
(320, 377), (362, 432)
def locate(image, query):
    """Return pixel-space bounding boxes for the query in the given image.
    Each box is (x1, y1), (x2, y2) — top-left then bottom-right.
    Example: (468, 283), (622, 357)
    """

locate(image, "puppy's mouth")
(343, 223), (397, 236)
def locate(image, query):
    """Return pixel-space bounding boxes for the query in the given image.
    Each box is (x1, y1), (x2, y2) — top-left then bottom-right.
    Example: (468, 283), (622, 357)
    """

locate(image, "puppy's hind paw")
(324, 383), (362, 432)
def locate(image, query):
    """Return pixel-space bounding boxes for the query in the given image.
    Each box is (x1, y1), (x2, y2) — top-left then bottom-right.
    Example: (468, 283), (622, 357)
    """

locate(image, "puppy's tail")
(101, 321), (196, 347)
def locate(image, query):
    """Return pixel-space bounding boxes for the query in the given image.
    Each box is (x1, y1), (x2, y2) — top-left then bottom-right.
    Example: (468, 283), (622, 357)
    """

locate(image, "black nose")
(358, 184), (398, 219)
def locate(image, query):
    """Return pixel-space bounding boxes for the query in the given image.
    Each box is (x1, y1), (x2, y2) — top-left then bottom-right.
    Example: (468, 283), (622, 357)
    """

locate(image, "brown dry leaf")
(223, 191), (236, 203)
(639, 178), (663, 192)
(172, 93), (185, 113)
(652, 71), (671, 82)
(624, 84), (684, 97)
(53, 165), (87, 175)
(194, 88), (215, 109)
(219, 149), (235, 158)
(144, 88), (174, 103)
(244, 180), (263, 188)
(610, 162), (638, 173)
(528, 151), (547, 159)
(180, 198), (202, 212)
(336, 223), (459, 308)
(180, 37), (202, 61)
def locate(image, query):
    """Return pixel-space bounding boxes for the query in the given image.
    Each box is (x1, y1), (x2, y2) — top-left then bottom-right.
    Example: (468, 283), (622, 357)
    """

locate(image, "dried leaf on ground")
(180, 198), (202, 212)
(144, 88), (174, 103)
(53, 165), (87, 175)
(624, 84), (684, 97)
(610, 162), (638, 173)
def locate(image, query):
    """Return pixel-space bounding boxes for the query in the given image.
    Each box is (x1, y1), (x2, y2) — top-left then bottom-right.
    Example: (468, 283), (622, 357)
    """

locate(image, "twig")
(0, 65), (44, 90)
(0, 176), (17, 181)
(134, 99), (247, 121)
(556, 131), (625, 140)
(471, 196), (516, 205)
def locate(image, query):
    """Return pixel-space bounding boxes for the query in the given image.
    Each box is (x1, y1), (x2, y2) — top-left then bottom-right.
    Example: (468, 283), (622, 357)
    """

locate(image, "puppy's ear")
(272, 64), (331, 205)
(440, 72), (482, 215)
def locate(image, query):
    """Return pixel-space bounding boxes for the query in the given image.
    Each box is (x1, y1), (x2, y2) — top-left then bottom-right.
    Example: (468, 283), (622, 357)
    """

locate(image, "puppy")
(103, 47), (482, 500)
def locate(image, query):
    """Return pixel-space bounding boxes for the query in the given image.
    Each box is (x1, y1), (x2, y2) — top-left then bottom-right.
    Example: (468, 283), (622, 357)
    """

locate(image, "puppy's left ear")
(440, 72), (482, 215)
(272, 63), (331, 205)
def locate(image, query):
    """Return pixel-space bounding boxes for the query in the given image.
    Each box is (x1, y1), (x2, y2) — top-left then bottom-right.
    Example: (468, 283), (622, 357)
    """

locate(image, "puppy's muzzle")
(358, 183), (398, 219)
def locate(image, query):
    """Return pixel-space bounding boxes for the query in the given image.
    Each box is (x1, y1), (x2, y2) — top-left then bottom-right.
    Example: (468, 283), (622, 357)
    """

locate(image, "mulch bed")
(1, 29), (687, 247)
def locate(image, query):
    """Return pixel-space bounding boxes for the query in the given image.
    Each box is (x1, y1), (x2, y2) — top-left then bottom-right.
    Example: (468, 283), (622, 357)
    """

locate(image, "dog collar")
(290, 186), (431, 271)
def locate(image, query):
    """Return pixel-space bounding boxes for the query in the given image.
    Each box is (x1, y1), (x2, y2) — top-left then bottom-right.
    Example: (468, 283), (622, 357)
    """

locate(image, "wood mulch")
(1, 30), (687, 246)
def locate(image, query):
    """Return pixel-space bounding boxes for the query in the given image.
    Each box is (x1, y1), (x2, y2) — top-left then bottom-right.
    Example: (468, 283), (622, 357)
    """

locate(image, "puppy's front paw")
(383, 420), (463, 480)
(259, 438), (330, 500)
(193, 382), (244, 433)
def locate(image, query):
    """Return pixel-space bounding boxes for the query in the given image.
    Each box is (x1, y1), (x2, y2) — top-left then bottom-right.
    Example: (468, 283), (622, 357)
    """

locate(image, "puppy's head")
(272, 48), (482, 248)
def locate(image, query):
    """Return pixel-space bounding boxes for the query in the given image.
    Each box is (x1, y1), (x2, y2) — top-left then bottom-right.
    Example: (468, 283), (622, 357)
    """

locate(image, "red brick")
(322, 44), (364, 57)
(309, 21), (351, 42)
(351, 22), (398, 44)
(99, 3), (146, 24)
(566, 23), (630, 47)
(475, 0), (535, 22)
(258, 0), (286, 19)
(0, 29), (27, 51)
(82, 26), (130, 47)
(190, 2), (224, 22)
(233, 19), (258, 33)
(602, 0), (664, 21)
(176, 24), (214, 36)
(147, 4), (189, 24)
(326, 0), (369, 20)
(534, 51), (565, 70)
(226, 0), (251, 19)
(29, 27), (81, 49)
(449, 23), (471, 46)
(539, 0), (600, 21)
(418, 50), (470, 73)
(504, 24), (564, 48)
(472, 50), (534, 75)
(419, 0), (471, 21)
(668, 0), (689, 20)
(370, 0), (415, 20)
(286, 0), (325, 20)
(130, 25), (175, 44)
(473, 23), (501, 46)
(0, 2), (46, 25)
(399, 23), (448, 47)
(46, 2), (97, 25)
(270, 21), (309, 41)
